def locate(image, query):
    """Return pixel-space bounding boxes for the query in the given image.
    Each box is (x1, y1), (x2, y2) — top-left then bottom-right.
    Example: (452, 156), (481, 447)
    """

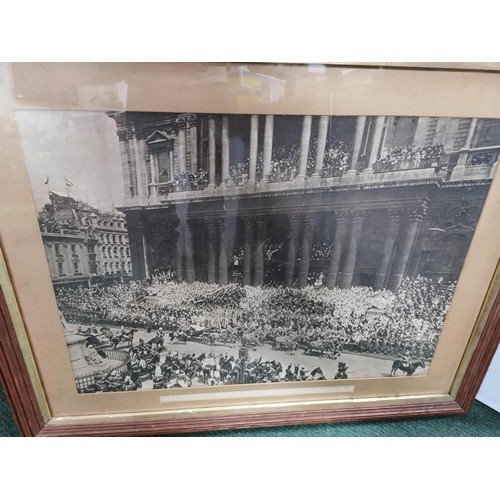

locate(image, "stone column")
(284, 214), (302, 287)
(132, 135), (146, 198)
(365, 116), (386, 173)
(117, 133), (132, 197)
(412, 117), (431, 148)
(218, 218), (228, 285)
(222, 116), (230, 184)
(312, 115), (329, 177)
(344, 116), (367, 177)
(451, 118), (478, 180)
(296, 115), (312, 180)
(373, 209), (402, 290)
(177, 127), (187, 174)
(387, 203), (427, 291)
(150, 153), (158, 184)
(337, 211), (365, 289)
(242, 216), (254, 286)
(297, 213), (317, 288)
(129, 224), (150, 281)
(248, 115), (259, 185)
(208, 117), (216, 188)
(182, 218), (195, 283)
(326, 211), (350, 289)
(189, 119), (198, 174)
(206, 219), (217, 284)
(253, 217), (267, 286)
(169, 150), (174, 179)
(175, 221), (184, 283)
(261, 115), (274, 183)
(149, 153), (158, 199)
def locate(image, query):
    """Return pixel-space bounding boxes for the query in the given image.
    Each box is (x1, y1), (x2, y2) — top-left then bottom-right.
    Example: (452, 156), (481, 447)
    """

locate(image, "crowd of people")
(59, 273), (455, 378)
(77, 326), (328, 393)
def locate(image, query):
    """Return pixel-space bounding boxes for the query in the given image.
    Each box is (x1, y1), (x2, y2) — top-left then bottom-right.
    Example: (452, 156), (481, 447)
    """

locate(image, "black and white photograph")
(16, 109), (499, 394)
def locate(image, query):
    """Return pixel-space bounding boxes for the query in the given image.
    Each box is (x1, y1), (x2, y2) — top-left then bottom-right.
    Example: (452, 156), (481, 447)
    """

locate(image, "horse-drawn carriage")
(303, 339), (341, 359)
(199, 328), (238, 347)
(272, 335), (297, 353)
(241, 332), (260, 348)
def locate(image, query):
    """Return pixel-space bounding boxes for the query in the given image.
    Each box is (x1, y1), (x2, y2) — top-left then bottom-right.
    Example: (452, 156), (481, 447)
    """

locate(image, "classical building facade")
(80, 211), (132, 278)
(38, 192), (132, 286)
(109, 112), (499, 290)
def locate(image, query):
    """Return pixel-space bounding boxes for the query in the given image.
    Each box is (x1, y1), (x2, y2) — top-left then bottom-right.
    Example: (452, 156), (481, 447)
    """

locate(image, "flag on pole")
(44, 175), (49, 185)
(64, 177), (73, 188)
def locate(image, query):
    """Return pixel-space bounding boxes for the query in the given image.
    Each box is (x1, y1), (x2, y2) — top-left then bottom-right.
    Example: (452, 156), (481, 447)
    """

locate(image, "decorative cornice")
(406, 201), (428, 222)
(288, 213), (301, 226)
(388, 207), (404, 220)
(302, 213), (318, 225)
(176, 116), (188, 129)
(350, 209), (366, 222)
(242, 215), (254, 226)
(117, 128), (135, 141)
(335, 211), (350, 224)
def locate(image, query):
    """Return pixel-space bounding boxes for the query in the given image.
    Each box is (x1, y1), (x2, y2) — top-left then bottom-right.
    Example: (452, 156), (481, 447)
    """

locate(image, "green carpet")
(1, 383), (498, 436)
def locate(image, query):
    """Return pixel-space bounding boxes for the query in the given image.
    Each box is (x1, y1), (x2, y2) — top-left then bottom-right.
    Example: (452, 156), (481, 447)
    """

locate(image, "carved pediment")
(145, 130), (174, 145)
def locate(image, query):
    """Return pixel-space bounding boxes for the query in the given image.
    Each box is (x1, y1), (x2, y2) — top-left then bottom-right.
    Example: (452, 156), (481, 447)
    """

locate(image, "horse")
(174, 372), (193, 387)
(334, 362), (349, 379)
(176, 332), (189, 344)
(310, 366), (326, 380)
(111, 329), (137, 349)
(390, 359), (425, 377)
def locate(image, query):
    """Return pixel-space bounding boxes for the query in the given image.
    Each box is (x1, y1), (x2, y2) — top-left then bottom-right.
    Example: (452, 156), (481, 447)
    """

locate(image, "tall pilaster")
(208, 117), (216, 188)
(206, 219), (217, 284)
(365, 116), (386, 173)
(175, 221), (184, 283)
(312, 115), (329, 177)
(117, 132), (132, 198)
(326, 211), (349, 289)
(284, 214), (302, 287)
(148, 153), (158, 200)
(373, 209), (402, 290)
(387, 203), (427, 291)
(337, 211), (365, 289)
(253, 217), (267, 286)
(451, 118), (478, 180)
(182, 218), (195, 283)
(169, 150), (174, 179)
(242, 216), (254, 286)
(132, 135), (147, 199)
(222, 116), (230, 184)
(261, 115), (274, 182)
(296, 115), (312, 180)
(217, 218), (228, 285)
(248, 115), (259, 185)
(140, 224), (151, 280)
(344, 116), (367, 177)
(297, 213), (317, 288)
(189, 116), (198, 174)
(149, 153), (158, 184)
(177, 124), (187, 174)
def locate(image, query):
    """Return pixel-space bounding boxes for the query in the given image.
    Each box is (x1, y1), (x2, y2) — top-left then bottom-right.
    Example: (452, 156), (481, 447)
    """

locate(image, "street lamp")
(238, 347), (249, 384)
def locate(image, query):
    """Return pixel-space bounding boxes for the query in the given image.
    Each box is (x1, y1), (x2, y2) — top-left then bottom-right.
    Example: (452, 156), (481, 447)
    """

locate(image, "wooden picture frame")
(0, 62), (499, 436)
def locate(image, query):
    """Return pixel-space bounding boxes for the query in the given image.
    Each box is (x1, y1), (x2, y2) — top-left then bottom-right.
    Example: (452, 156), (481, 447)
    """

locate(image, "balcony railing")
(373, 157), (437, 173)
(141, 152), (496, 204)
(465, 145), (500, 167)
